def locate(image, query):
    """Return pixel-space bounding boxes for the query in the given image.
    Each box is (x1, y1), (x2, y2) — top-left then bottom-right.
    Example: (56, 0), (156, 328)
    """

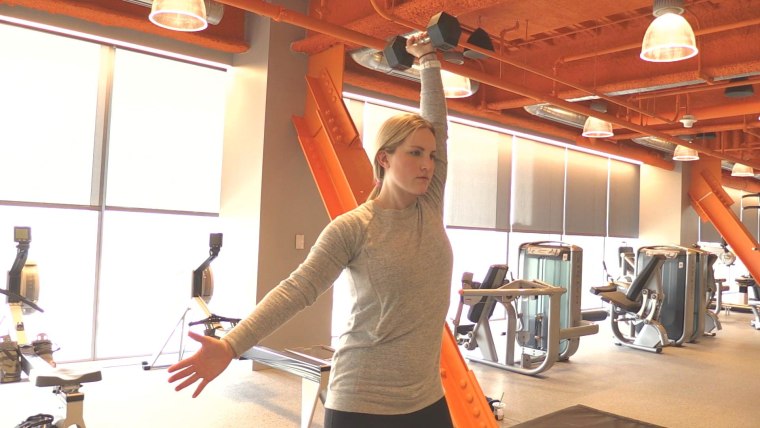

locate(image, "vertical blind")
(565, 150), (608, 236)
(511, 137), (565, 234)
(608, 159), (640, 238)
(445, 123), (511, 229)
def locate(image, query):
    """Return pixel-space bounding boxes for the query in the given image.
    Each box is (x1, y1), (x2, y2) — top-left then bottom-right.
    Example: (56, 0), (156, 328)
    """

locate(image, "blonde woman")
(169, 33), (453, 428)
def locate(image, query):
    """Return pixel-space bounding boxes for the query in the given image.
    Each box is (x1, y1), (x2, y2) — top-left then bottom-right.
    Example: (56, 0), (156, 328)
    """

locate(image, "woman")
(168, 33), (453, 428)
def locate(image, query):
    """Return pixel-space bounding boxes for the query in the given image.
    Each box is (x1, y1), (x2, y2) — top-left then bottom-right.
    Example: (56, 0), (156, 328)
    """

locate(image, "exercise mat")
(513, 404), (664, 428)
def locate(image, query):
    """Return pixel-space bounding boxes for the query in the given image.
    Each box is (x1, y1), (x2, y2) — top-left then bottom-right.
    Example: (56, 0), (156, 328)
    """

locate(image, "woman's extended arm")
(407, 34), (448, 208)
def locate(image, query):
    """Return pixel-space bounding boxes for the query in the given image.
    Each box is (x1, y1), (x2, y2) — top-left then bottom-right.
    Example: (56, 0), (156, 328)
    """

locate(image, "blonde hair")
(367, 113), (435, 201)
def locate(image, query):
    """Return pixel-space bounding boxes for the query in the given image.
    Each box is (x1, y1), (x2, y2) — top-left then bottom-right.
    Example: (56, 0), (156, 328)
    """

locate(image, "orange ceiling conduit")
(612, 121), (760, 142)
(219, 0), (682, 171)
(366, 0), (672, 124)
(624, 99), (760, 128)
(1, 0), (248, 53)
(632, 75), (760, 101)
(291, 0), (510, 54)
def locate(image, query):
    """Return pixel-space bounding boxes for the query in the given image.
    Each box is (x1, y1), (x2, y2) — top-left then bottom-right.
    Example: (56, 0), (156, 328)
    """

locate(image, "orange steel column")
(689, 157), (760, 282)
(292, 44), (373, 218)
(293, 46), (496, 428)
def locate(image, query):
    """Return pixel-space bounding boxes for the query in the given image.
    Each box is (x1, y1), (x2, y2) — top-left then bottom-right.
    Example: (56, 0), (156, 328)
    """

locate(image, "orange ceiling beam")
(1, 0), (248, 53)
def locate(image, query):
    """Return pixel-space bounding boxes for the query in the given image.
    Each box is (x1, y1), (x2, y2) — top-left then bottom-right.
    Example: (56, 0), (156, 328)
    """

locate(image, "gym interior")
(1, 1), (760, 427)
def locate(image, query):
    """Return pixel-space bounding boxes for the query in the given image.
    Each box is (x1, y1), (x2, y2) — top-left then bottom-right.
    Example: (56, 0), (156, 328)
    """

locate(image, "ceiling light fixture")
(640, 0), (698, 63)
(441, 70), (474, 98)
(441, 51), (474, 98)
(672, 144), (699, 161)
(731, 163), (755, 177)
(149, 0), (208, 32)
(582, 101), (614, 138)
(679, 114), (697, 128)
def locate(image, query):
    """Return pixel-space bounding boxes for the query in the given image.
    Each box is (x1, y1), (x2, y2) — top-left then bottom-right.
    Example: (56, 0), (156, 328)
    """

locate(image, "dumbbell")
(383, 11), (462, 70)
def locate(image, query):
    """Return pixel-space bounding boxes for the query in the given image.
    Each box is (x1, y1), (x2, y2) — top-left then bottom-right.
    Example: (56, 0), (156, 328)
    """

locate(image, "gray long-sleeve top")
(223, 62), (452, 415)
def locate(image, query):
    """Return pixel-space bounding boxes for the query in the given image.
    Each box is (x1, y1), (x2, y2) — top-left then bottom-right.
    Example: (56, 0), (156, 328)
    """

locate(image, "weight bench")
(21, 354), (102, 428)
(590, 254), (671, 353)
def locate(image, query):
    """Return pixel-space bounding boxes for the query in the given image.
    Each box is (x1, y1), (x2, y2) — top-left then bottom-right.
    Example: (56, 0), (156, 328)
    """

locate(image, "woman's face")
(379, 128), (436, 203)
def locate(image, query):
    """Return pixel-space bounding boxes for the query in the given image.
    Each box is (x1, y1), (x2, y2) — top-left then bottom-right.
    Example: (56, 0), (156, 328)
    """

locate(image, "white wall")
(639, 163), (684, 246)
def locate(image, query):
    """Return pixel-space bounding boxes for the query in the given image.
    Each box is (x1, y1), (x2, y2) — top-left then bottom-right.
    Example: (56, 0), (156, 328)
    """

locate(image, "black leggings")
(324, 397), (454, 428)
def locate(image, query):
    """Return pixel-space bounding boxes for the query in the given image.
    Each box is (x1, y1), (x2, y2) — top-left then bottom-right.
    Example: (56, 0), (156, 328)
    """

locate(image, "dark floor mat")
(512, 404), (664, 428)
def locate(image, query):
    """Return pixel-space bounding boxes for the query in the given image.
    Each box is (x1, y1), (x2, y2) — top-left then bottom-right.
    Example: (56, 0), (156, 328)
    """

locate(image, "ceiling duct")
(350, 47), (423, 83)
(122, 0), (225, 25)
(631, 136), (678, 154)
(523, 103), (587, 129)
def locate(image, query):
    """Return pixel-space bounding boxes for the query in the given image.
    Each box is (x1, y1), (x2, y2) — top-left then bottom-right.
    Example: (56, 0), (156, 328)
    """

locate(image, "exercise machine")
(516, 242), (602, 362)
(456, 267), (569, 376)
(2, 227), (102, 427)
(142, 233), (240, 370)
(591, 254), (670, 353)
(694, 248), (722, 336)
(637, 245), (719, 345)
(2, 227), (44, 347)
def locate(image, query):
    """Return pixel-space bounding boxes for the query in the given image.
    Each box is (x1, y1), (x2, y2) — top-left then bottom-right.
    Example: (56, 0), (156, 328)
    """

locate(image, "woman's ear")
(377, 150), (390, 168)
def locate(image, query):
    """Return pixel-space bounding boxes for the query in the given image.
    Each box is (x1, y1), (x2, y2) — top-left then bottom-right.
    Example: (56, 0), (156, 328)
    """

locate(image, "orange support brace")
(293, 45), (497, 428)
(689, 157), (760, 283)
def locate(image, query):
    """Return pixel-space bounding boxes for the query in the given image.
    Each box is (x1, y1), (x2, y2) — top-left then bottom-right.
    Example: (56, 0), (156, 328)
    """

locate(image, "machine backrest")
(466, 264), (508, 323)
(626, 254), (666, 301)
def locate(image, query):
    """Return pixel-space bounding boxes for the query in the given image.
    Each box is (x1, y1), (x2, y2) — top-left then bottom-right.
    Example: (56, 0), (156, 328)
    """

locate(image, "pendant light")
(672, 145), (699, 161)
(731, 163), (755, 177)
(149, 0), (208, 32)
(582, 101), (614, 138)
(640, 0), (698, 63)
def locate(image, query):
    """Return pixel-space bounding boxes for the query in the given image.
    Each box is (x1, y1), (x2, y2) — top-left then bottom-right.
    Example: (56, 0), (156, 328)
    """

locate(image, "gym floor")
(1, 310), (758, 427)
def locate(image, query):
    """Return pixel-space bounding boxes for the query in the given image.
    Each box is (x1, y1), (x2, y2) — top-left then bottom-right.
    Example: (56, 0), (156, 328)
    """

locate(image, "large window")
(0, 22), (228, 361)
(0, 24), (101, 205)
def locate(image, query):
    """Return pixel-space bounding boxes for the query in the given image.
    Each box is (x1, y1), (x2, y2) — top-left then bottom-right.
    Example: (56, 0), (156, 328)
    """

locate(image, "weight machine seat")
(590, 255), (666, 313)
(32, 366), (102, 387)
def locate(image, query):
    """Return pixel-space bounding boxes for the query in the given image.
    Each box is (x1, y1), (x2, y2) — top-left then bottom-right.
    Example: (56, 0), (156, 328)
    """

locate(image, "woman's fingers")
(192, 379), (210, 398)
(175, 372), (201, 393)
(167, 364), (196, 383)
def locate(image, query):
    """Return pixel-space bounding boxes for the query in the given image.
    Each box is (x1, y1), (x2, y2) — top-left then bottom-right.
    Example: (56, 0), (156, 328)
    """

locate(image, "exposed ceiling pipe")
(612, 121), (760, 141)
(215, 0), (754, 169)
(631, 75), (760, 100)
(559, 16), (760, 64)
(366, 0), (673, 123)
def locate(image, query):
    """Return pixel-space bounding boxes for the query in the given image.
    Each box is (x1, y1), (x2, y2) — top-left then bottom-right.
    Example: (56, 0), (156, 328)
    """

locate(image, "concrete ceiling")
(13, 0), (760, 170)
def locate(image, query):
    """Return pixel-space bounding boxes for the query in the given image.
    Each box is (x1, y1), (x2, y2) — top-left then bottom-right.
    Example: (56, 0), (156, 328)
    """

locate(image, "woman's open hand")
(167, 331), (236, 398)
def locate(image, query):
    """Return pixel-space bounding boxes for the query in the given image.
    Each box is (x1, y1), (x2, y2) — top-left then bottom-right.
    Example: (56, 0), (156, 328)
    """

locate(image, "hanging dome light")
(582, 116), (614, 138)
(731, 163), (755, 177)
(582, 101), (614, 138)
(440, 70), (474, 98)
(640, 0), (698, 63)
(149, 0), (208, 32)
(673, 144), (699, 161)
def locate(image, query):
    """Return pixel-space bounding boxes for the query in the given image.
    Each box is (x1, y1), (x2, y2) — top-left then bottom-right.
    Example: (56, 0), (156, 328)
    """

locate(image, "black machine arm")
(191, 233), (223, 298)
(6, 226), (31, 306)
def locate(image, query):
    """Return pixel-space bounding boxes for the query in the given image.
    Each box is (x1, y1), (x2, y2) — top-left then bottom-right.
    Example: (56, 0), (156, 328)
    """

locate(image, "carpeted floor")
(1, 310), (759, 427)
